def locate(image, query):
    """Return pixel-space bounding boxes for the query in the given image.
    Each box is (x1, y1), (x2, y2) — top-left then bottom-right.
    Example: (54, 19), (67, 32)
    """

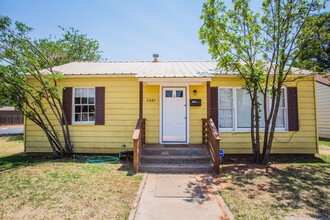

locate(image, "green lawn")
(216, 145), (330, 220)
(0, 135), (142, 220)
(319, 140), (330, 147)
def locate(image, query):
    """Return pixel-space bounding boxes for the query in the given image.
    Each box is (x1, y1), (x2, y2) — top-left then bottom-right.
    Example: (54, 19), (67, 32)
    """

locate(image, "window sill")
(219, 129), (288, 133)
(72, 122), (95, 126)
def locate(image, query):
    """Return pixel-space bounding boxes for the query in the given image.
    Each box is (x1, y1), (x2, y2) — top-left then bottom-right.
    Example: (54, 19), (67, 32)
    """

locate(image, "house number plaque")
(146, 98), (158, 103)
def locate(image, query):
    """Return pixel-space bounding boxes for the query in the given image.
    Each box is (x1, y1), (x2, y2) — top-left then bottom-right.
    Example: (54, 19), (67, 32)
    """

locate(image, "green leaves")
(200, 0), (329, 163)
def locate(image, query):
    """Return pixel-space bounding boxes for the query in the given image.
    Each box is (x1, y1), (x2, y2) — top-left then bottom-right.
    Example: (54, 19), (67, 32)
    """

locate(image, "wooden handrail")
(132, 118), (146, 173)
(202, 118), (221, 174)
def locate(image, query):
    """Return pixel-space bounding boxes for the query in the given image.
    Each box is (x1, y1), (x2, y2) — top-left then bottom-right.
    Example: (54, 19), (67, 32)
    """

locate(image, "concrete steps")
(139, 144), (213, 173)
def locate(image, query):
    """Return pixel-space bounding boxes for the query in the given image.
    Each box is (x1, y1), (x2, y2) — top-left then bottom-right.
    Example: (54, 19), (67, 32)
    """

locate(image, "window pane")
(75, 88), (81, 97)
(82, 88), (88, 97)
(176, 90), (183, 98)
(74, 97), (81, 104)
(219, 88), (234, 129)
(258, 95), (265, 128)
(82, 97), (88, 104)
(237, 89), (251, 128)
(279, 89), (285, 107)
(219, 109), (233, 128)
(219, 89), (233, 108)
(165, 90), (172, 97)
(89, 106), (95, 113)
(89, 88), (95, 97)
(89, 113), (95, 121)
(75, 114), (82, 122)
(75, 106), (81, 113)
(82, 114), (88, 121)
(82, 105), (88, 113)
(276, 109), (285, 127)
(88, 97), (95, 104)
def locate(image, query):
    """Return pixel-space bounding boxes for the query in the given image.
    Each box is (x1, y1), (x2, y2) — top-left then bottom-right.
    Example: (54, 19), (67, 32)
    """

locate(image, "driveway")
(130, 173), (233, 220)
(0, 125), (24, 135)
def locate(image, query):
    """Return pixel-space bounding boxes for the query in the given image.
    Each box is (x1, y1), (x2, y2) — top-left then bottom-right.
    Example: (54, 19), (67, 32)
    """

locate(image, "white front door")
(162, 87), (187, 142)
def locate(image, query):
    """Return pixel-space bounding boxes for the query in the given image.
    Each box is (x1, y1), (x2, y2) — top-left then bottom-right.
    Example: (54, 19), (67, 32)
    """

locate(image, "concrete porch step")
(138, 163), (214, 173)
(139, 144), (214, 173)
(142, 145), (209, 156)
(140, 155), (211, 164)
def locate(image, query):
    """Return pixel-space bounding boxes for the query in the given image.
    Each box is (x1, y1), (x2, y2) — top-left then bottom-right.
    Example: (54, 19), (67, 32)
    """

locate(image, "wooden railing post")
(132, 118), (146, 174)
(133, 139), (139, 173)
(202, 118), (221, 174)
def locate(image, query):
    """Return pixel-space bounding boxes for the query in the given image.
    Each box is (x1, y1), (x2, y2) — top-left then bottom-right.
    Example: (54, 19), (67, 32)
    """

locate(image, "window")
(165, 90), (173, 97)
(73, 88), (95, 124)
(219, 88), (234, 130)
(218, 87), (287, 131)
(176, 90), (183, 98)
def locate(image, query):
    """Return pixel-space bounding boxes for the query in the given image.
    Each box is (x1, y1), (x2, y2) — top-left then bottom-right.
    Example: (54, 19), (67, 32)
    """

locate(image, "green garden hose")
(73, 145), (125, 164)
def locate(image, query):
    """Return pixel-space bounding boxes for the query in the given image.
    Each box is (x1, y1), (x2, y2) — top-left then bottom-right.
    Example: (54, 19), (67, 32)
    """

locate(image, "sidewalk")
(130, 173), (233, 220)
(0, 125), (24, 135)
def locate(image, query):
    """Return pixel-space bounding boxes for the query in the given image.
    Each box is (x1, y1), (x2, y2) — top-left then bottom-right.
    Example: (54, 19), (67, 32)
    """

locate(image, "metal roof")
(48, 61), (313, 78)
(49, 61), (219, 77)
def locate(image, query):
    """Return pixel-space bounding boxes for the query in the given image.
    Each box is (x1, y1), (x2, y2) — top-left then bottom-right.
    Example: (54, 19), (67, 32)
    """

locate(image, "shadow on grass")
(0, 154), (47, 173)
(216, 162), (330, 218)
(0, 134), (24, 141)
(221, 154), (329, 164)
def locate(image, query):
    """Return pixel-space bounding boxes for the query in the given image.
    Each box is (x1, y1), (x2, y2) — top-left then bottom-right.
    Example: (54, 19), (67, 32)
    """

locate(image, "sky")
(0, 0), (329, 61)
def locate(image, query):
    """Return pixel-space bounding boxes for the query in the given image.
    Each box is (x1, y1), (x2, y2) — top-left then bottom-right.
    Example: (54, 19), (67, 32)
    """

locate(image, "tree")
(200, 0), (329, 163)
(294, 12), (330, 72)
(35, 26), (102, 69)
(0, 24), (102, 107)
(0, 16), (74, 157)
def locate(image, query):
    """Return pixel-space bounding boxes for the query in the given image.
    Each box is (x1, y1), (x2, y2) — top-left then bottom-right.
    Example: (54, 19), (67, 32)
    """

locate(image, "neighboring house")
(0, 106), (24, 126)
(315, 75), (330, 141)
(24, 58), (318, 172)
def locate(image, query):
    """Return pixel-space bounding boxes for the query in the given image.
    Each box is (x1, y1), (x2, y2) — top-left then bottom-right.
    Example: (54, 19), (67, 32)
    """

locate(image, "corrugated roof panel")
(46, 61), (313, 78)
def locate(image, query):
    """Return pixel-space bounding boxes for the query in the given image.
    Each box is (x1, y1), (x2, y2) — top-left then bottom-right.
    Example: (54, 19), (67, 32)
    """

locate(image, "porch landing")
(139, 144), (213, 173)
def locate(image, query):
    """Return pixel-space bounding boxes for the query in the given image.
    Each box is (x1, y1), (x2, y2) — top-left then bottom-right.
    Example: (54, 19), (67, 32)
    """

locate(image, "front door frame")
(160, 84), (190, 144)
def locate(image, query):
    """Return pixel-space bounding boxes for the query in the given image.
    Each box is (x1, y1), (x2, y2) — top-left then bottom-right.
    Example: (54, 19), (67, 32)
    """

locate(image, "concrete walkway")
(130, 173), (232, 220)
(0, 125), (24, 135)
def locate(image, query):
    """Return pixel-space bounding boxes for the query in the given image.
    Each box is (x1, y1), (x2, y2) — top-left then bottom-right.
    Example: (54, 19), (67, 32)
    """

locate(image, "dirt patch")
(320, 145), (330, 155)
(213, 162), (330, 219)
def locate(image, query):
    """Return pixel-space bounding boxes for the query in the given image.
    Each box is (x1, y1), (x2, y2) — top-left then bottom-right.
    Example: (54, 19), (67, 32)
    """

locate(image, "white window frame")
(218, 87), (236, 131)
(72, 87), (96, 125)
(218, 87), (288, 132)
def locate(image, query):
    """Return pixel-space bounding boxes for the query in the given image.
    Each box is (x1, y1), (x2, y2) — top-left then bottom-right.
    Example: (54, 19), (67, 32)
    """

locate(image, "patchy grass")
(0, 134), (24, 156)
(0, 135), (142, 220)
(319, 140), (330, 147)
(216, 150), (330, 219)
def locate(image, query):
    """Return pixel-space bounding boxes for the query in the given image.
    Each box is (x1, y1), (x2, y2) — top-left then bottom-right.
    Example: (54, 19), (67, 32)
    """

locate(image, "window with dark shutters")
(210, 87), (219, 129)
(62, 87), (72, 125)
(287, 87), (299, 131)
(95, 87), (105, 125)
(62, 87), (105, 125)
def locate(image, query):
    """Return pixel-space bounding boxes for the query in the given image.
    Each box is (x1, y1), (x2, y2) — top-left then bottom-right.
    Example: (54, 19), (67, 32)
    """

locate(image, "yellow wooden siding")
(316, 82), (330, 139)
(143, 85), (160, 143)
(189, 85), (207, 144)
(142, 84), (207, 144)
(25, 75), (318, 155)
(211, 75), (318, 154)
(25, 77), (139, 153)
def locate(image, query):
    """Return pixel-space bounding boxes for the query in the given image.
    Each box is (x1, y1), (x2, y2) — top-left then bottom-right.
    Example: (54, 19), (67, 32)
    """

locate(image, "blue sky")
(0, 0), (329, 61)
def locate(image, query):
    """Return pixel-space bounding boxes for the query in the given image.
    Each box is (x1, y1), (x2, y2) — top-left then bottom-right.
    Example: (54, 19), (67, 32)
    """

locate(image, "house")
(0, 106), (24, 126)
(24, 57), (318, 172)
(315, 75), (330, 141)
